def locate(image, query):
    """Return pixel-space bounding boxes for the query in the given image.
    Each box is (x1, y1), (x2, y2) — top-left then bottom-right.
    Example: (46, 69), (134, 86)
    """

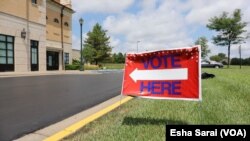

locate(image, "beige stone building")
(0, 0), (74, 72)
(72, 49), (80, 61)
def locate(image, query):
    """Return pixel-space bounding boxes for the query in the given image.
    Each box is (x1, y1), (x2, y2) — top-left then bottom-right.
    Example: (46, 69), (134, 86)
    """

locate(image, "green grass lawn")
(63, 66), (250, 141)
(101, 63), (125, 69)
(83, 63), (124, 70)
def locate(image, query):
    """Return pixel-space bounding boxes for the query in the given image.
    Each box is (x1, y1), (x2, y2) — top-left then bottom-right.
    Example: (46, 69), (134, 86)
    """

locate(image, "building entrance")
(46, 51), (59, 70)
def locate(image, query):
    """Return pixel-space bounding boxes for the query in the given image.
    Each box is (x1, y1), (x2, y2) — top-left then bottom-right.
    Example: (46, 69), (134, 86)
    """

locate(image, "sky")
(71, 0), (250, 58)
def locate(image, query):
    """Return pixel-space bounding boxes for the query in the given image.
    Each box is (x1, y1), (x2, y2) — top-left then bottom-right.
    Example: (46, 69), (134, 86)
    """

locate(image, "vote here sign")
(122, 46), (201, 101)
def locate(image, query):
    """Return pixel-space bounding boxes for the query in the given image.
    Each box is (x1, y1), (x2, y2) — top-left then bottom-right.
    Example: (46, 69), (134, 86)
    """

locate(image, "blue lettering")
(139, 81), (182, 95)
(161, 81), (171, 94)
(141, 54), (181, 69)
(151, 81), (162, 94)
(171, 54), (181, 68)
(163, 55), (170, 68)
(150, 56), (162, 69)
(142, 58), (150, 69)
(171, 81), (181, 95)
(140, 81), (151, 93)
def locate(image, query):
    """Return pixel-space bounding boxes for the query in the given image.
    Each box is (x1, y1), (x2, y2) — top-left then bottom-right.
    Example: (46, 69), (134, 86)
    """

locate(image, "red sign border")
(121, 46), (202, 101)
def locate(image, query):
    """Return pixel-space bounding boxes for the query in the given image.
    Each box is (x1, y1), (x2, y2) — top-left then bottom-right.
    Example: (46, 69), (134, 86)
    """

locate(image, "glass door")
(30, 40), (39, 71)
(46, 51), (59, 70)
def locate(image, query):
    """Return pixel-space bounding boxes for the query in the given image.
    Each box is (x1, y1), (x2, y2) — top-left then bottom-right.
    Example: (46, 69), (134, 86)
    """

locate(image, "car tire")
(215, 65), (219, 69)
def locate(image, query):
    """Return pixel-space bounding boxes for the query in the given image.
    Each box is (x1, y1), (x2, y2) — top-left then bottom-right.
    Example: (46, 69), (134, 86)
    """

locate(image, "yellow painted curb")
(43, 96), (133, 141)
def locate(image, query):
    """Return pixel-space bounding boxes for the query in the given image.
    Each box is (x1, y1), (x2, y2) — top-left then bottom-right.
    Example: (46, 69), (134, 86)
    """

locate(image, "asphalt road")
(0, 71), (123, 141)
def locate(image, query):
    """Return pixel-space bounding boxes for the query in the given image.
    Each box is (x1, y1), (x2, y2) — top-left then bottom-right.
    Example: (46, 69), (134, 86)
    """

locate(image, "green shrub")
(65, 64), (80, 70)
(72, 59), (80, 65)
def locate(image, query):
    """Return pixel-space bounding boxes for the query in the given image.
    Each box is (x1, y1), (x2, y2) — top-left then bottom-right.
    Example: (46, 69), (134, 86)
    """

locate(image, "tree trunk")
(95, 60), (98, 65)
(227, 43), (231, 68)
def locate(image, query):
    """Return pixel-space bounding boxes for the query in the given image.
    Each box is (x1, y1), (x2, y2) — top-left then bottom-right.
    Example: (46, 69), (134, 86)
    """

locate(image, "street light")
(21, 28), (26, 39)
(79, 18), (84, 71)
(137, 41), (140, 53)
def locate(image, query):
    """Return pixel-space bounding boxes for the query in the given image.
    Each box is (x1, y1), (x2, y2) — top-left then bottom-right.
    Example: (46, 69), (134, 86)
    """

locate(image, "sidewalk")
(0, 70), (99, 78)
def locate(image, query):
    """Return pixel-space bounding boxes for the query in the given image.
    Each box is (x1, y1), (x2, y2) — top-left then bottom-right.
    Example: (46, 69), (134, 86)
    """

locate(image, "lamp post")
(137, 40), (140, 53)
(79, 18), (84, 71)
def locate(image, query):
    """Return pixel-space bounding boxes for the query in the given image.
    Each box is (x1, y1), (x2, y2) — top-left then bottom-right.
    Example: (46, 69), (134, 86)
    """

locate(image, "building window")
(64, 53), (69, 64)
(32, 0), (37, 4)
(54, 18), (59, 23)
(0, 34), (14, 71)
(64, 22), (69, 27)
(31, 40), (39, 65)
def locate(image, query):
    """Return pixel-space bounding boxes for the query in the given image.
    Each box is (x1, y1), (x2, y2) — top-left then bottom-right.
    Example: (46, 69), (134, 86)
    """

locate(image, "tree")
(243, 57), (250, 65)
(112, 52), (125, 63)
(210, 55), (221, 62)
(230, 58), (241, 65)
(218, 53), (226, 59)
(83, 23), (112, 65)
(207, 9), (248, 68)
(231, 57), (250, 65)
(116, 53), (125, 63)
(210, 53), (227, 63)
(82, 45), (96, 64)
(195, 37), (210, 59)
(112, 53), (117, 63)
